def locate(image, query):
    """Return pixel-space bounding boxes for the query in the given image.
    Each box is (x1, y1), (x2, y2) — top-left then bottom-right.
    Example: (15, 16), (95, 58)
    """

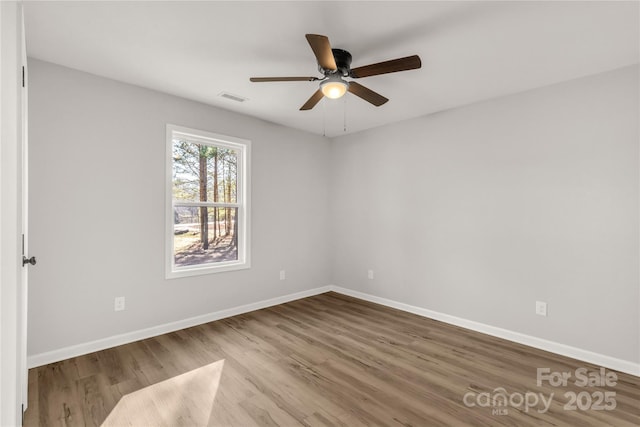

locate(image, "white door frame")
(20, 3), (29, 415)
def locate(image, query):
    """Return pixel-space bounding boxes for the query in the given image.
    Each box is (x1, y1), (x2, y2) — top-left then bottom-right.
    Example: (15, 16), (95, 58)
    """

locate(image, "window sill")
(166, 261), (250, 279)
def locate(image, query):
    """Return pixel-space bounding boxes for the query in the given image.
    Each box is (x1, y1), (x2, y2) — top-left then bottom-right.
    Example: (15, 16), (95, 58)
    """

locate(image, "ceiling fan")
(250, 34), (422, 110)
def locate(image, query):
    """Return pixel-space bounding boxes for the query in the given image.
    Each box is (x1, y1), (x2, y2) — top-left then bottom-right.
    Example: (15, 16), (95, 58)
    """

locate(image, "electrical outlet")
(279, 270), (286, 280)
(535, 301), (547, 316)
(367, 270), (374, 280)
(114, 296), (125, 312)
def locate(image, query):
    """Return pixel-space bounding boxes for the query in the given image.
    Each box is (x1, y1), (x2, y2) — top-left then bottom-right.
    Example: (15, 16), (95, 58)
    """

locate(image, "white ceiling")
(24, 1), (639, 137)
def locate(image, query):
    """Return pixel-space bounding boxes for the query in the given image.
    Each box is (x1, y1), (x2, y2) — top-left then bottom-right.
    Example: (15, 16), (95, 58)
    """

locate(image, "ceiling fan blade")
(347, 82), (388, 106)
(350, 55), (422, 78)
(250, 77), (319, 82)
(305, 34), (337, 71)
(300, 89), (324, 111)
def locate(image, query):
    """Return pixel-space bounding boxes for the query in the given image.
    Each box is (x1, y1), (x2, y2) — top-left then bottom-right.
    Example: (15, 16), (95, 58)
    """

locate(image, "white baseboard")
(28, 283), (640, 377)
(329, 285), (640, 377)
(27, 285), (332, 368)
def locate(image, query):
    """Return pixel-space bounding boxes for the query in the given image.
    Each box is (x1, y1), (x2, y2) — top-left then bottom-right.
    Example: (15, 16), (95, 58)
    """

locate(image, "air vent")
(218, 92), (248, 103)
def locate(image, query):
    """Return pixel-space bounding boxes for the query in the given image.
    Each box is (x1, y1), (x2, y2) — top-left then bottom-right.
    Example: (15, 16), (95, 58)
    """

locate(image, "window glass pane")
(172, 139), (201, 202)
(173, 206), (238, 267)
(172, 139), (238, 204)
(208, 147), (238, 204)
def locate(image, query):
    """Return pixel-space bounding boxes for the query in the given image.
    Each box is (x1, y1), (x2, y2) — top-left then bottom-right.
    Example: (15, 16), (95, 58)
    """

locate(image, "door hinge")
(22, 234), (24, 256)
(22, 66), (25, 87)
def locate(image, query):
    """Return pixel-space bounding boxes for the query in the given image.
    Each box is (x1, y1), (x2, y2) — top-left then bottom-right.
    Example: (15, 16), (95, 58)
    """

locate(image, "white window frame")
(166, 124), (251, 279)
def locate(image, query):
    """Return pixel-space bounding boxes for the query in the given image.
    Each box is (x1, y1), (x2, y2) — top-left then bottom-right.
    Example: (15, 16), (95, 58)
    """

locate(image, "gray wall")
(28, 59), (331, 356)
(330, 65), (639, 363)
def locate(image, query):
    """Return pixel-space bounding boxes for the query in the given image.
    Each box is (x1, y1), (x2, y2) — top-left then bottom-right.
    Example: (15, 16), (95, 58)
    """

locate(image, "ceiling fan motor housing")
(323, 48), (352, 76)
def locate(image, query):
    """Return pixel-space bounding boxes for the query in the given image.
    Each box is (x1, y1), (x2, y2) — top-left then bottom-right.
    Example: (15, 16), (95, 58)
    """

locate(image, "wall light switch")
(535, 301), (547, 316)
(115, 296), (125, 312)
(367, 270), (374, 280)
(279, 270), (286, 280)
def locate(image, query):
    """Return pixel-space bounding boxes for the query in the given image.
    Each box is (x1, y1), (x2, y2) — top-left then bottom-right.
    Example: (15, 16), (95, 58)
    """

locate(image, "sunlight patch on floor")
(102, 360), (225, 426)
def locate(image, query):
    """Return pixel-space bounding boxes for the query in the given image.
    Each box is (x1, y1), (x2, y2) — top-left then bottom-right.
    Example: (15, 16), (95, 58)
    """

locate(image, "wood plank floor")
(24, 292), (640, 426)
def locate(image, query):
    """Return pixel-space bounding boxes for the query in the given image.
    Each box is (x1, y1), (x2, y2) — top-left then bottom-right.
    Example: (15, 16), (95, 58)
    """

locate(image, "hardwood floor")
(24, 292), (640, 426)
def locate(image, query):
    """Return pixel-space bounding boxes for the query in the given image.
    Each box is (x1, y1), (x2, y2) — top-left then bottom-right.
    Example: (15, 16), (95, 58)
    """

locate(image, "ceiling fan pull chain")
(322, 97), (326, 137)
(344, 95), (347, 133)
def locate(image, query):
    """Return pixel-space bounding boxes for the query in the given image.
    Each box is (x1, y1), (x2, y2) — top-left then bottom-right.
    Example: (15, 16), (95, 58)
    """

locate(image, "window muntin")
(166, 125), (250, 278)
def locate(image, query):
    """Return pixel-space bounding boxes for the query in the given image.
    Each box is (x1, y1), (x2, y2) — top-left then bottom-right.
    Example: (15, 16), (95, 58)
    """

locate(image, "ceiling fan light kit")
(250, 34), (422, 111)
(320, 75), (349, 99)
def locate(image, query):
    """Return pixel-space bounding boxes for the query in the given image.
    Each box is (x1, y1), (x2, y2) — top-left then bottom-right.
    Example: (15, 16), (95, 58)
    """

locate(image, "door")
(0, 2), (29, 423)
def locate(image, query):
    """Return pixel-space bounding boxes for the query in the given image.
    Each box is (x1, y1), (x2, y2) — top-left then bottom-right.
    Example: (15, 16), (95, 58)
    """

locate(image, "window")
(166, 125), (250, 278)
